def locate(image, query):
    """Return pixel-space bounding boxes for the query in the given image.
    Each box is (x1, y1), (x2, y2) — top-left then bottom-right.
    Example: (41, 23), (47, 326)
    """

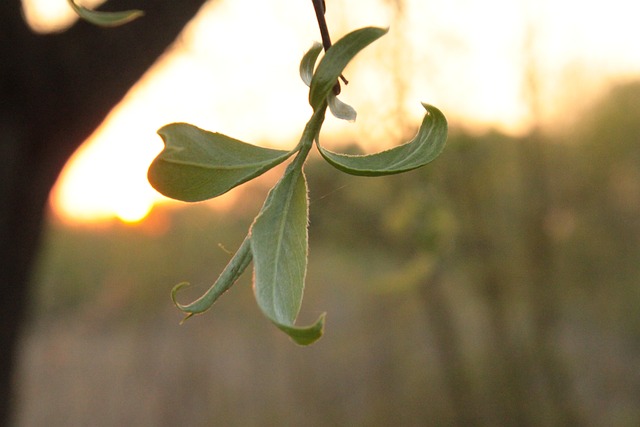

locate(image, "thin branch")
(310, 0), (348, 94)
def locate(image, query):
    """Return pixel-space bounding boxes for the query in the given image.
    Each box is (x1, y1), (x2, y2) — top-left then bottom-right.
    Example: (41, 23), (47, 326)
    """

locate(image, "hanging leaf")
(250, 164), (324, 345)
(300, 42), (323, 87)
(171, 237), (253, 320)
(67, 0), (143, 27)
(309, 27), (388, 110)
(316, 103), (448, 176)
(149, 123), (293, 202)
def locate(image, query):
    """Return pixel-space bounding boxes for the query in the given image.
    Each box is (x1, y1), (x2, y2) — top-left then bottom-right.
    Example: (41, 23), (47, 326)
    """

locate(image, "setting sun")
(49, 100), (166, 224)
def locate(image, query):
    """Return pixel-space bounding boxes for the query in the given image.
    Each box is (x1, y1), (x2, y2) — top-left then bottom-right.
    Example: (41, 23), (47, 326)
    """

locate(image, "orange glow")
(28, 0), (640, 225)
(50, 100), (167, 224)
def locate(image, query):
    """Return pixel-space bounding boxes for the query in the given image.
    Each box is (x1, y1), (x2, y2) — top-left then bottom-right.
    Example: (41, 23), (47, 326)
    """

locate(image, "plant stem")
(296, 103), (328, 165)
(310, 0), (347, 94)
(311, 0), (332, 53)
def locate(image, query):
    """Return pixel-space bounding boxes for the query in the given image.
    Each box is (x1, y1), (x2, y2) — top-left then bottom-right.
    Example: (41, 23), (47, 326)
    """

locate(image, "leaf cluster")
(66, 1), (447, 344)
(149, 27), (447, 344)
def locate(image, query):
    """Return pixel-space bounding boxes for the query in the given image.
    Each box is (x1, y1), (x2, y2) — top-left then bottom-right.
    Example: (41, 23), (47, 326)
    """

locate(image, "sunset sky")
(22, 0), (640, 223)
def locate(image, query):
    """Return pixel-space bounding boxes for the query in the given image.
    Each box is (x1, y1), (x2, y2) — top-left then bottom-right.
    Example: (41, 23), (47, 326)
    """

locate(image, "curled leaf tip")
(421, 102), (436, 113)
(275, 312), (326, 346)
(170, 282), (192, 310)
(179, 313), (195, 325)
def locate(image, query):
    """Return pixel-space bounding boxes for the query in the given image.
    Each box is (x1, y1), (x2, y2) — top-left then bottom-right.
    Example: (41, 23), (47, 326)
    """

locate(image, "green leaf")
(300, 42), (323, 87)
(67, 0), (143, 27)
(149, 123), (294, 202)
(301, 42), (357, 121)
(275, 314), (325, 346)
(250, 163), (323, 345)
(171, 236), (253, 320)
(316, 103), (448, 176)
(251, 166), (307, 323)
(309, 27), (388, 110)
(328, 93), (357, 122)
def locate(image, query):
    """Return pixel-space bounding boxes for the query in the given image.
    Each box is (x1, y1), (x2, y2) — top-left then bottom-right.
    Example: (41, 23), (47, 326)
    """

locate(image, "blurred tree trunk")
(518, 133), (584, 426)
(440, 139), (536, 426)
(418, 261), (480, 426)
(457, 184), (532, 426)
(0, 0), (207, 423)
(519, 25), (584, 424)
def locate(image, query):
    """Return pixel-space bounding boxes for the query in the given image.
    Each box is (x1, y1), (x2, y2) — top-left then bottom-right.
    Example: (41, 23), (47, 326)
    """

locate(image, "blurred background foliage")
(14, 79), (640, 426)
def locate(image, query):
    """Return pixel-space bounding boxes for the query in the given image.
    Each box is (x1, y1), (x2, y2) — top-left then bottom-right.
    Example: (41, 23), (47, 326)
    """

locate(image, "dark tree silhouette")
(0, 1), (208, 423)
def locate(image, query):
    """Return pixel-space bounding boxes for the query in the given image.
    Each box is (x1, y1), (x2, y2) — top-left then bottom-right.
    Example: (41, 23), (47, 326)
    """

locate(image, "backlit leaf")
(309, 27), (388, 110)
(328, 93), (357, 122)
(250, 163), (323, 344)
(300, 42), (323, 87)
(171, 237), (253, 320)
(251, 166), (307, 324)
(316, 103), (448, 176)
(149, 123), (293, 202)
(302, 42), (357, 121)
